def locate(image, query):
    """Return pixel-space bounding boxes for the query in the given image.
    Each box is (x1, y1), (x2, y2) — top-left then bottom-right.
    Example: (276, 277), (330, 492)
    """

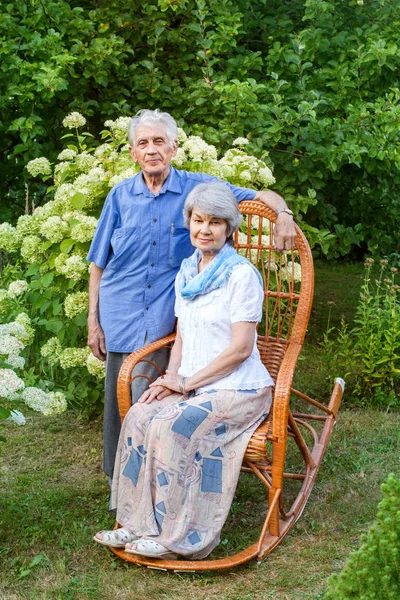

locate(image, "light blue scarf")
(178, 243), (263, 301)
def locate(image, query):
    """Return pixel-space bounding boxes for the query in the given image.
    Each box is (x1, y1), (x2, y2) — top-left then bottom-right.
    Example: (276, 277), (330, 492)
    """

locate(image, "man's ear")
(171, 140), (178, 156)
(129, 145), (136, 162)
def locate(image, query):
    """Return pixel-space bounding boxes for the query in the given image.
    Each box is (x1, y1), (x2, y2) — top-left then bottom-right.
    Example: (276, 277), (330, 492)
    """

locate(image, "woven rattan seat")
(111, 201), (344, 571)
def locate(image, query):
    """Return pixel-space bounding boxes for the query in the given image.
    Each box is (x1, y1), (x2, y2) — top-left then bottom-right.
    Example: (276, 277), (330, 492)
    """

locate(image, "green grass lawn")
(1, 262), (399, 599)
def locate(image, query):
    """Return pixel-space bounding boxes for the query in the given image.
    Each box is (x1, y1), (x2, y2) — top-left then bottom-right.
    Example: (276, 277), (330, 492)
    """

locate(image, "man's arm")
(88, 263), (106, 361)
(254, 190), (297, 252)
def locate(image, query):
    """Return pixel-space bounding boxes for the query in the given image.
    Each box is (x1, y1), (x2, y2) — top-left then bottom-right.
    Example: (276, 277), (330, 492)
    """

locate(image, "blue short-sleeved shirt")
(87, 167), (257, 352)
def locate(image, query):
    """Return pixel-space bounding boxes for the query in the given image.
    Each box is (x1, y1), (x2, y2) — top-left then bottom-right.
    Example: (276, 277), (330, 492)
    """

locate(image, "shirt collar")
(131, 166), (182, 197)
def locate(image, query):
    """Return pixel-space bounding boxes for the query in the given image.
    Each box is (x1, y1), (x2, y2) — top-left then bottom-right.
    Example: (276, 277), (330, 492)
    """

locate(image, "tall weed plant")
(322, 259), (400, 407)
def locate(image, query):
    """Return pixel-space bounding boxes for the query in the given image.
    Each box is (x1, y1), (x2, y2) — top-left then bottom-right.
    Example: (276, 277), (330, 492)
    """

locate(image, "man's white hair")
(128, 109), (178, 148)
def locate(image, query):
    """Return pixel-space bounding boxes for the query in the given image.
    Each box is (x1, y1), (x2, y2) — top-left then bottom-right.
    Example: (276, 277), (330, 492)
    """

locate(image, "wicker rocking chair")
(110, 201), (344, 571)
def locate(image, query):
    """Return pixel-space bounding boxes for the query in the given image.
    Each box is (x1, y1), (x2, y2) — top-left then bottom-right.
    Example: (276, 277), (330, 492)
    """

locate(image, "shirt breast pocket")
(110, 226), (141, 270)
(169, 227), (194, 268)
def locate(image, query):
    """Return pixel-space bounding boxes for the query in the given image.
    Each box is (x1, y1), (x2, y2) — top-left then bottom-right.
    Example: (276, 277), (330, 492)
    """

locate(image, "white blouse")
(174, 262), (274, 394)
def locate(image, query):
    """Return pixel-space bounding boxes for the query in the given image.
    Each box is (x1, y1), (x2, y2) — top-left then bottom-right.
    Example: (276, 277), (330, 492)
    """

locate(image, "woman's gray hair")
(184, 182), (243, 240)
(128, 109), (178, 148)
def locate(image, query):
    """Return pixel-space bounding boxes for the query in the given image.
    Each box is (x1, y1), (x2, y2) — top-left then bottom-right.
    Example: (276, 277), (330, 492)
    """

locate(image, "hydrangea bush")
(0, 113), (279, 419)
(0, 312), (67, 435)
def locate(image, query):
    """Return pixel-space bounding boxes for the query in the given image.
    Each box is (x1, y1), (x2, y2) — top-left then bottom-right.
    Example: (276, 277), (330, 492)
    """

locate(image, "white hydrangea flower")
(171, 148), (187, 168)
(232, 137), (249, 146)
(177, 127), (187, 142)
(108, 168), (136, 187)
(32, 200), (60, 222)
(230, 154), (246, 165)
(26, 157), (52, 177)
(0, 322), (26, 339)
(54, 183), (76, 211)
(0, 290), (7, 301)
(64, 255), (88, 280)
(238, 232), (249, 244)
(264, 253), (278, 271)
(94, 143), (112, 158)
(104, 119), (115, 128)
(22, 386), (49, 411)
(41, 337), (63, 366)
(111, 116), (131, 138)
(86, 167), (106, 182)
(219, 164), (235, 179)
(0, 368), (25, 398)
(75, 152), (97, 173)
(54, 253), (68, 274)
(40, 216), (70, 243)
(60, 347), (91, 369)
(15, 313), (35, 345)
(0, 334), (25, 356)
(258, 166), (276, 186)
(86, 353), (106, 379)
(240, 170), (252, 182)
(7, 280), (29, 299)
(16, 214), (40, 238)
(70, 216), (98, 243)
(62, 112), (86, 129)
(72, 171), (106, 209)
(183, 136), (218, 161)
(8, 409), (26, 426)
(44, 391), (68, 415)
(22, 386), (65, 415)
(57, 148), (77, 161)
(0, 223), (19, 253)
(64, 291), (89, 318)
(54, 161), (72, 181)
(282, 261), (302, 283)
(6, 355), (25, 369)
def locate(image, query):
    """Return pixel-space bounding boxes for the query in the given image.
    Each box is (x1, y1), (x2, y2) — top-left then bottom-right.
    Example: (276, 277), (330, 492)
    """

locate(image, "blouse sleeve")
(227, 264), (264, 324)
(174, 272), (183, 318)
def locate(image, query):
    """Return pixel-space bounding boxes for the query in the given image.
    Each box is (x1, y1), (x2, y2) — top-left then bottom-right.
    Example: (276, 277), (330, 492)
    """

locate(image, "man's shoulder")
(174, 168), (219, 184)
(109, 174), (139, 195)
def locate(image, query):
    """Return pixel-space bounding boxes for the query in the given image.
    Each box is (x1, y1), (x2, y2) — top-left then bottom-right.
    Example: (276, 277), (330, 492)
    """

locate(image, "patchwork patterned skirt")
(111, 387), (272, 559)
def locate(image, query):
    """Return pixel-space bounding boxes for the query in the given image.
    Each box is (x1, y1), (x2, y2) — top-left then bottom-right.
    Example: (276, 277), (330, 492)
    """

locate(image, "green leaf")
(42, 241), (54, 252)
(60, 239), (75, 254)
(0, 407), (11, 419)
(73, 313), (88, 326)
(41, 272), (54, 287)
(25, 263), (40, 277)
(71, 193), (86, 210)
(45, 320), (64, 334)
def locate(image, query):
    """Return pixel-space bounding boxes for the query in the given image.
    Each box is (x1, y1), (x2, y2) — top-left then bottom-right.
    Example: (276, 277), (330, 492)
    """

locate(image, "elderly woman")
(94, 182), (274, 560)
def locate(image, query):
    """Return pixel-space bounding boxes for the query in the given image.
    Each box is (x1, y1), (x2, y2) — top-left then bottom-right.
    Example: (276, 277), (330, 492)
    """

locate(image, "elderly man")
(87, 109), (296, 480)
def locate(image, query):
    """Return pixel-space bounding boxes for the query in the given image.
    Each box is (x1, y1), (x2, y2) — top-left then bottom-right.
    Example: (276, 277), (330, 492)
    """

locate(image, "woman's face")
(189, 208), (228, 256)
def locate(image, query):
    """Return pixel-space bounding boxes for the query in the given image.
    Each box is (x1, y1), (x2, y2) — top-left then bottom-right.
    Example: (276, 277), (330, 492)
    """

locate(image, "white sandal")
(93, 527), (138, 548)
(124, 538), (178, 559)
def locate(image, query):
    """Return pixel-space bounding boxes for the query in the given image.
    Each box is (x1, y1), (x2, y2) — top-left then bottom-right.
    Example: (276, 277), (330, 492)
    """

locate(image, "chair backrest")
(234, 201), (314, 382)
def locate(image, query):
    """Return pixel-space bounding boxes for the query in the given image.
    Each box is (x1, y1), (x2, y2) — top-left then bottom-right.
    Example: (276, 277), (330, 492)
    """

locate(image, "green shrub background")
(325, 473), (400, 600)
(1, 0), (400, 258)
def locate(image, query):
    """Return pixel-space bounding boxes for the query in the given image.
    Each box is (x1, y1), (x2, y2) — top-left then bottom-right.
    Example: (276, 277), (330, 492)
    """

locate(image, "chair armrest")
(117, 333), (176, 422)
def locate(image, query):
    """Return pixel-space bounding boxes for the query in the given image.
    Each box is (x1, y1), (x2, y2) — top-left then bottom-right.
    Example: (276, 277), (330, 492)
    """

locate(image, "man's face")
(129, 123), (178, 179)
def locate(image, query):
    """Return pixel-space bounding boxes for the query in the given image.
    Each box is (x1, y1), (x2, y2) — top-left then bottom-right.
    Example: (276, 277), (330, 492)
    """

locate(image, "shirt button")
(148, 284), (151, 288)
(153, 218), (157, 222)
(145, 306), (149, 310)
(153, 241), (156, 246)
(151, 263), (155, 267)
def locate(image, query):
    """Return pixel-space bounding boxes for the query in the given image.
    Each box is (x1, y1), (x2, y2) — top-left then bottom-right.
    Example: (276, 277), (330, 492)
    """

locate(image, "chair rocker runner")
(110, 201), (344, 571)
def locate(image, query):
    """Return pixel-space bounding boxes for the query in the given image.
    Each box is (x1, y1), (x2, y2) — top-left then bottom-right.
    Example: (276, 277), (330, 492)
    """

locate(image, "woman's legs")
(115, 387), (272, 559)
